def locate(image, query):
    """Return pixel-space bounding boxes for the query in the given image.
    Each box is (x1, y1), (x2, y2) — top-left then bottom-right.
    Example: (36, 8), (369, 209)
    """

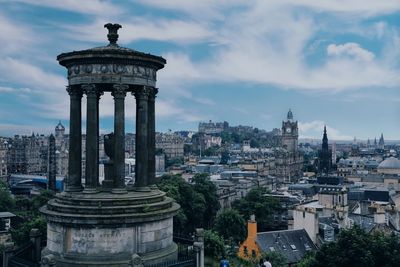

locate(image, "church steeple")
(322, 125), (328, 147)
(319, 125), (331, 174)
(379, 133), (385, 149)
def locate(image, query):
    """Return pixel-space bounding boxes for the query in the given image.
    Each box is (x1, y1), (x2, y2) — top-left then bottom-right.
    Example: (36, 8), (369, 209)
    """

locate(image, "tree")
(262, 251), (287, 267)
(220, 150), (230, 165)
(165, 156), (183, 168)
(214, 209), (246, 244)
(232, 187), (281, 231)
(204, 230), (225, 260)
(298, 226), (400, 267)
(0, 183), (15, 212)
(158, 174), (207, 234)
(11, 216), (47, 245)
(192, 173), (220, 228)
(250, 138), (260, 148)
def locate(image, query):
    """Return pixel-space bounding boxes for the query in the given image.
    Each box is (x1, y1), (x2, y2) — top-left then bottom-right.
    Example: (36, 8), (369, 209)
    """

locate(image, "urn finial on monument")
(104, 23), (122, 45)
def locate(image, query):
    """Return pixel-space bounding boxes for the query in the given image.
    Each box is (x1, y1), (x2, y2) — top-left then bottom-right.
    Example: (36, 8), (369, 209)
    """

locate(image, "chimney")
(247, 215), (257, 239)
(371, 203), (386, 225)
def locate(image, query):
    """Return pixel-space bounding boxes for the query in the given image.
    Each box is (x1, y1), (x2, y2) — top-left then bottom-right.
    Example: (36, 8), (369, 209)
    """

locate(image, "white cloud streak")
(299, 120), (352, 140)
(12, 0), (122, 16)
(327, 43), (375, 62)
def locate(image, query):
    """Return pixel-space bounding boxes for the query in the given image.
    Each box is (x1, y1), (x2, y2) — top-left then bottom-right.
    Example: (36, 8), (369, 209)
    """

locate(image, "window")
(244, 246), (248, 256)
(252, 249), (256, 258)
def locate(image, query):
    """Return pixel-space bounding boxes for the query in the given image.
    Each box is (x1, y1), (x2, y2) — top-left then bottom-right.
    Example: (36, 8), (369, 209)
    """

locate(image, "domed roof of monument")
(378, 157), (400, 170)
(57, 23), (166, 69)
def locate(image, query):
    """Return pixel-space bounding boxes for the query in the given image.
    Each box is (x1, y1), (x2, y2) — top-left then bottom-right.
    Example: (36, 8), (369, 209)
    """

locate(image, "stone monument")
(40, 23), (179, 266)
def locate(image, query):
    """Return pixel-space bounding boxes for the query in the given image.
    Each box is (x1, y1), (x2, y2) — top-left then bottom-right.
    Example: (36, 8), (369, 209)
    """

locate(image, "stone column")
(83, 84), (100, 193)
(66, 86), (83, 192)
(112, 84), (128, 193)
(133, 86), (150, 191)
(30, 228), (41, 263)
(147, 87), (158, 187)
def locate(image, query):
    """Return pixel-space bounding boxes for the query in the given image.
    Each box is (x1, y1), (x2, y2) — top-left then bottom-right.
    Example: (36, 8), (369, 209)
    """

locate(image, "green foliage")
(204, 230), (225, 260)
(158, 174), (209, 234)
(192, 173), (220, 228)
(165, 156), (184, 168)
(296, 252), (317, 267)
(11, 216), (47, 245)
(298, 226), (400, 267)
(232, 187), (281, 231)
(0, 184), (53, 245)
(158, 173), (220, 234)
(262, 251), (287, 267)
(214, 209), (246, 244)
(183, 144), (192, 155)
(203, 146), (219, 156)
(250, 138), (260, 148)
(0, 184), (15, 212)
(220, 150), (230, 165)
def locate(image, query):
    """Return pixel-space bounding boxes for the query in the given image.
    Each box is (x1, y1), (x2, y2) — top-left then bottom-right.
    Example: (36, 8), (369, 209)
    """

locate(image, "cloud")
(150, 3), (399, 92)
(61, 18), (213, 45)
(298, 120), (352, 140)
(157, 100), (205, 122)
(0, 86), (16, 93)
(0, 13), (36, 55)
(0, 58), (65, 91)
(0, 86), (32, 94)
(137, 0), (400, 18)
(327, 43), (375, 62)
(0, 123), (54, 136)
(12, 0), (122, 16)
(194, 98), (215, 106)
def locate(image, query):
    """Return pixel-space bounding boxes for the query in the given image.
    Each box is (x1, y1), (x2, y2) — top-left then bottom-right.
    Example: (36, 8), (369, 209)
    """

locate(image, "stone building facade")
(275, 110), (303, 183)
(156, 132), (185, 159)
(0, 138), (8, 179)
(198, 120), (229, 134)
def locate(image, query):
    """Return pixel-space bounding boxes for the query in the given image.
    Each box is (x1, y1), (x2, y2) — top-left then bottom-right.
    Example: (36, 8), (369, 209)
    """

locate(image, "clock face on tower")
(286, 127), (291, 133)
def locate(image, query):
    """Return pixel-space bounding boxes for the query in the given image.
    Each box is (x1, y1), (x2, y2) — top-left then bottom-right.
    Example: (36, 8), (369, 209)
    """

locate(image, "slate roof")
(256, 229), (316, 264)
(349, 214), (375, 232)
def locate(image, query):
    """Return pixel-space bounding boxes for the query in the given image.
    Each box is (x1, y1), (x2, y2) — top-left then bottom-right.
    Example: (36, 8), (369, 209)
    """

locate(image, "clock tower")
(282, 109), (298, 153)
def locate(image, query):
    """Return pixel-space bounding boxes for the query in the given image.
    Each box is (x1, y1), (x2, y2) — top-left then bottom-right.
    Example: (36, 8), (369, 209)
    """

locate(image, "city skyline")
(0, 1), (399, 140)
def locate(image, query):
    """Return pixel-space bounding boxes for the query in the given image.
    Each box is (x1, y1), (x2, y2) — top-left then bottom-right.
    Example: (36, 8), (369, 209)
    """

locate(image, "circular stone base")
(40, 189), (179, 266)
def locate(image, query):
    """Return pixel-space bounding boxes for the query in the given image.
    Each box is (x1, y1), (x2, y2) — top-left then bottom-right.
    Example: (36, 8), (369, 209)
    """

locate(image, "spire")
(322, 125), (329, 150)
(320, 125), (331, 174)
(287, 109), (293, 121)
(379, 133), (384, 147)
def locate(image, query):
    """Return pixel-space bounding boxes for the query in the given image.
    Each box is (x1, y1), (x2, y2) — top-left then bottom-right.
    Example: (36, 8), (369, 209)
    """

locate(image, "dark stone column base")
(40, 191), (179, 267)
(64, 185), (83, 192)
(111, 188), (128, 194)
(133, 186), (152, 192)
(41, 243), (178, 267)
(83, 187), (99, 194)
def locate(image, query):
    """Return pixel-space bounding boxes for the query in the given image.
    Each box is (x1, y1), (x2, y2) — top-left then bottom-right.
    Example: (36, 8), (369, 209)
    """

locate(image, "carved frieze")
(68, 64), (157, 87)
(68, 64), (157, 80)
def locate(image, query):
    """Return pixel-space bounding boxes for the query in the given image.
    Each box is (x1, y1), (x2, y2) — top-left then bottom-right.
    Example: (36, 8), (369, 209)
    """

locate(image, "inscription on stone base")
(66, 228), (135, 254)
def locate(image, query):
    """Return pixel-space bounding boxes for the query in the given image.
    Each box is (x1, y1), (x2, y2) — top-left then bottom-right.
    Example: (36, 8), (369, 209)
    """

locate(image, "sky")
(0, 0), (399, 141)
